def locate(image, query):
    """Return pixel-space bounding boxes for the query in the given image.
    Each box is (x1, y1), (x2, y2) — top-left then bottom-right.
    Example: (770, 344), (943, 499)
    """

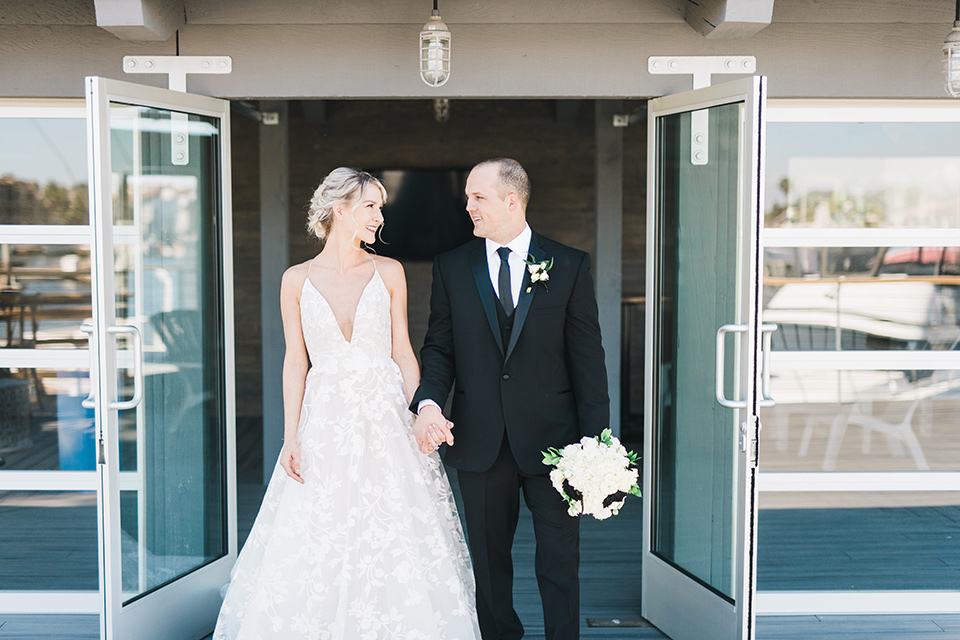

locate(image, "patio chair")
(822, 398), (929, 471)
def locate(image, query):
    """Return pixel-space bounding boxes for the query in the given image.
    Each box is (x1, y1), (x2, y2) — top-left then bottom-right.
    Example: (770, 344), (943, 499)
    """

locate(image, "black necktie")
(497, 247), (514, 315)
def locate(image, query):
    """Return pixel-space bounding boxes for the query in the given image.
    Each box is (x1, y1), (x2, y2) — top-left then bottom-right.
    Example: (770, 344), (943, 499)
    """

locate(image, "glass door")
(642, 77), (767, 640)
(0, 101), (100, 627)
(86, 76), (236, 640)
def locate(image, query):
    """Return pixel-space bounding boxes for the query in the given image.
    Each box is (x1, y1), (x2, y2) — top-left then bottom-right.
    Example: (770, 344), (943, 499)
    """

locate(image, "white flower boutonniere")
(525, 256), (554, 294)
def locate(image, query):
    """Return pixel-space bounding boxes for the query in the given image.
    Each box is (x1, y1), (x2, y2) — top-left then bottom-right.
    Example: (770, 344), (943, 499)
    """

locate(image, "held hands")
(279, 441), (304, 484)
(413, 405), (455, 455)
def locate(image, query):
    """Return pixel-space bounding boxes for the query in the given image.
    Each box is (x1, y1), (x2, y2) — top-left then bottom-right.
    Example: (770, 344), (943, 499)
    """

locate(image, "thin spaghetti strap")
(300, 256), (318, 300)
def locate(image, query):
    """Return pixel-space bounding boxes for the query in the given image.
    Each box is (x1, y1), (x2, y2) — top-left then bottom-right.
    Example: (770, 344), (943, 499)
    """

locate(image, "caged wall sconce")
(420, 0), (451, 87)
(944, 0), (960, 97)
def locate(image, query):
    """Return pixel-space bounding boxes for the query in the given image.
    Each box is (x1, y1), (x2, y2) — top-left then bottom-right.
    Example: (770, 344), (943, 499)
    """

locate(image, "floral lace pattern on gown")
(214, 266), (479, 640)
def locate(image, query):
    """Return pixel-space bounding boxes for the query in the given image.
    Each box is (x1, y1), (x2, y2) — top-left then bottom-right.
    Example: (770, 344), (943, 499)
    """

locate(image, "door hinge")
(754, 417), (763, 467)
(740, 419), (761, 467)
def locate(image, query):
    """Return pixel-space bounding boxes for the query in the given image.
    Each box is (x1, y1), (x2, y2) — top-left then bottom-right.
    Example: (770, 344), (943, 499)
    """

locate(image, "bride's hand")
(279, 441), (305, 484)
(413, 405), (454, 454)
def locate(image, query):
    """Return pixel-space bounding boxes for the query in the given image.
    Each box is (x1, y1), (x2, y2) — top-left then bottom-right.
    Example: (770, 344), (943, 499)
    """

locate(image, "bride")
(214, 168), (480, 639)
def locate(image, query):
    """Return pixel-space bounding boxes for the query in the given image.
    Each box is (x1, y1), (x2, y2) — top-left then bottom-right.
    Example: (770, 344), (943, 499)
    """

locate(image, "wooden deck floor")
(6, 612), (960, 640)
(5, 470), (960, 640)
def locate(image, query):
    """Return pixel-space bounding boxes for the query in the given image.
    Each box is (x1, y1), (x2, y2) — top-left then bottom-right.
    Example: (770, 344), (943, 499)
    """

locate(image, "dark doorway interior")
(231, 98), (648, 489)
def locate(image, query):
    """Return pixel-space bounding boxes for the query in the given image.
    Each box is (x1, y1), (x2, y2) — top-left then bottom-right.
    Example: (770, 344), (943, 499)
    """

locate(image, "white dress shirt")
(418, 224), (532, 415)
(485, 224), (532, 311)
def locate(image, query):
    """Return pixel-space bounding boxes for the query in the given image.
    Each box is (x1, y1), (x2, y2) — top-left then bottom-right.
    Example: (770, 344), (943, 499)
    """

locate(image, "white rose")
(550, 469), (565, 491)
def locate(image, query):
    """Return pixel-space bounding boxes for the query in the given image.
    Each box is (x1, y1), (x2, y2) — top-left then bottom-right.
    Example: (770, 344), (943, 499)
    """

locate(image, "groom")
(411, 158), (609, 640)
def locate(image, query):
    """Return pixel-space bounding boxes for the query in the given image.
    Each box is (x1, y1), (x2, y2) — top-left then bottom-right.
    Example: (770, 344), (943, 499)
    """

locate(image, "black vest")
(495, 294), (515, 348)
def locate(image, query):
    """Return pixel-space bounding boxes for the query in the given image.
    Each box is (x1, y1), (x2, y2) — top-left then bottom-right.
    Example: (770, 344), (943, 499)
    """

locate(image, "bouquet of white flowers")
(541, 428), (641, 520)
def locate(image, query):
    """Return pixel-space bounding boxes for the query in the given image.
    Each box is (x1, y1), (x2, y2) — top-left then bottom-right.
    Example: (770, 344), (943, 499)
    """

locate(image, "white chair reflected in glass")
(817, 357), (960, 471)
(822, 397), (929, 471)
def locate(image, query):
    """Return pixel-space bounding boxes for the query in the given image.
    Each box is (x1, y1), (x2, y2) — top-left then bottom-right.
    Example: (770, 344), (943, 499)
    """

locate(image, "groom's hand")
(413, 404), (454, 454)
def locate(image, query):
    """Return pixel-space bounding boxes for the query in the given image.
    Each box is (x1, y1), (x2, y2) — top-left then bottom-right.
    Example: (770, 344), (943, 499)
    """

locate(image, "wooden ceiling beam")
(682, 0), (775, 39)
(94, 0), (184, 41)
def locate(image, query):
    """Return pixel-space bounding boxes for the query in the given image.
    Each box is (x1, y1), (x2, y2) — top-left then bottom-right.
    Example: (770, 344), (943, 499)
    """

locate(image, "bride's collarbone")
(307, 262), (378, 330)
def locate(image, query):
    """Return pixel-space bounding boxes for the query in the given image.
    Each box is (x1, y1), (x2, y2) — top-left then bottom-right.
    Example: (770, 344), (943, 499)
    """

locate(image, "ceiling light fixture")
(943, 0), (960, 97)
(420, 0), (451, 87)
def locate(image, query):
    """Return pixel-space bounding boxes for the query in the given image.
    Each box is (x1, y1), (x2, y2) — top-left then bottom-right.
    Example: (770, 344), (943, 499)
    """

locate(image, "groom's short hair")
(474, 158), (530, 209)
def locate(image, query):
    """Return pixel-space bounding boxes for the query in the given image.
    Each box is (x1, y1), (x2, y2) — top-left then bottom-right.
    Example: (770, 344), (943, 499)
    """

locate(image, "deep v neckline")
(305, 268), (380, 345)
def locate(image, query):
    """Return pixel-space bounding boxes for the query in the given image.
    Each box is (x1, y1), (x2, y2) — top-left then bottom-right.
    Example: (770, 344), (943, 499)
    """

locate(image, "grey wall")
(2, 0), (958, 99)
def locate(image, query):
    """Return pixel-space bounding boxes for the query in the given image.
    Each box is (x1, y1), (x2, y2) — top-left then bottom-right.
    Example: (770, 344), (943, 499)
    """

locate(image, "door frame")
(641, 76), (766, 640)
(86, 76), (237, 640)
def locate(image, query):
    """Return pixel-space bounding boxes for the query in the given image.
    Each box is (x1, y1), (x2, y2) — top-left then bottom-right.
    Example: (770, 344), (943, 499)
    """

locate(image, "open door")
(85, 76), (236, 640)
(641, 76), (768, 640)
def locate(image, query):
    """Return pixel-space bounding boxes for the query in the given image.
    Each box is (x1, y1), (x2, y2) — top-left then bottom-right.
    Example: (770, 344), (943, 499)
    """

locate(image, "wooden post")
(259, 101), (289, 484)
(595, 100), (623, 436)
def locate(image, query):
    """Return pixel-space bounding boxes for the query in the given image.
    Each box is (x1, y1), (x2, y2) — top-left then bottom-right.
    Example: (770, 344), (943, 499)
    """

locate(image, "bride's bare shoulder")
(372, 255), (406, 285)
(373, 256), (403, 278)
(281, 259), (313, 294)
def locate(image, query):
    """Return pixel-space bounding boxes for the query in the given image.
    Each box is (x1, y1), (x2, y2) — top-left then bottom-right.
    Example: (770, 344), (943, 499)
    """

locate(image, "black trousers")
(457, 434), (581, 640)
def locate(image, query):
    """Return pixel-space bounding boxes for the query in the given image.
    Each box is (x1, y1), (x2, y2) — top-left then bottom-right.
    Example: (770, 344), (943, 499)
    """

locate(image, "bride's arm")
(278, 263), (310, 484)
(381, 257), (453, 453)
(380, 258), (420, 402)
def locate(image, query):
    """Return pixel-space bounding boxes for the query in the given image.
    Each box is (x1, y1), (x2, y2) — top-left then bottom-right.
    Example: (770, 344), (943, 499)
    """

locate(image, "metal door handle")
(80, 323), (97, 410)
(716, 324), (747, 409)
(759, 323), (778, 408)
(107, 324), (143, 410)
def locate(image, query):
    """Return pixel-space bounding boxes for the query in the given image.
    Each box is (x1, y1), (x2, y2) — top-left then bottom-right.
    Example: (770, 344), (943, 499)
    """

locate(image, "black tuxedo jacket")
(411, 230), (609, 475)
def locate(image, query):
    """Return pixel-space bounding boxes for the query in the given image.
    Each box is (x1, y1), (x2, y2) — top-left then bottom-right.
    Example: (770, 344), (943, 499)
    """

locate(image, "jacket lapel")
(469, 244), (505, 355)
(504, 233), (546, 362)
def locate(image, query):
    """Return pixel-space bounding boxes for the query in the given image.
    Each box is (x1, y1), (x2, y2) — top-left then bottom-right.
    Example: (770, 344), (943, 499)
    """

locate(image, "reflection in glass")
(0, 369), (94, 471)
(0, 118), (88, 225)
(765, 246), (960, 279)
(760, 368), (960, 471)
(758, 492), (960, 591)
(652, 103), (741, 599)
(765, 122), (960, 229)
(0, 244), (92, 349)
(0, 490), (98, 590)
(107, 104), (226, 602)
(764, 246), (960, 351)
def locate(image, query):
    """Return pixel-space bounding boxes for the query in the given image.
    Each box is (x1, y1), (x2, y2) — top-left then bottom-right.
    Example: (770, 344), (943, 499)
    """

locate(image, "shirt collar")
(485, 224), (532, 260)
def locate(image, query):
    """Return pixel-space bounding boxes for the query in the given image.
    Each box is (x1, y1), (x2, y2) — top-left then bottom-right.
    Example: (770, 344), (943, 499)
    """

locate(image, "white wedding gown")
(214, 266), (480, 640)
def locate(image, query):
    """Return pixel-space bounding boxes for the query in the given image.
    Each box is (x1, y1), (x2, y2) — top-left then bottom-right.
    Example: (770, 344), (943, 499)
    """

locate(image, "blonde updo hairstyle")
(306, 168), (387, 241)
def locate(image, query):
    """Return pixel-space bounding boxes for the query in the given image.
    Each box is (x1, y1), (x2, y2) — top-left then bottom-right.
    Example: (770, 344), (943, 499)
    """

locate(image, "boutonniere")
(525, 255), (554, 293)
